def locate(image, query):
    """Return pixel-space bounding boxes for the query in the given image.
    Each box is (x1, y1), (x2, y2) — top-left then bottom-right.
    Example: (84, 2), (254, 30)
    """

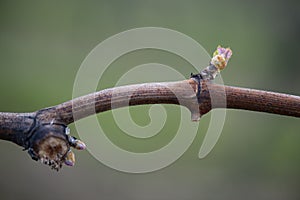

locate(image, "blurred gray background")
(0, 0), (299, 199)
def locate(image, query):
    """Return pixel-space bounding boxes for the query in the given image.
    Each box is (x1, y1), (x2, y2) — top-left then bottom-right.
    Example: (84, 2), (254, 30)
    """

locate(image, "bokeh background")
(0, 0), (299, 199)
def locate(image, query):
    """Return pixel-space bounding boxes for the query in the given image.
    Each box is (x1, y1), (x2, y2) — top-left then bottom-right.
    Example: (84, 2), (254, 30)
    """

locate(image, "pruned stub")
(31, 124), (70, 170)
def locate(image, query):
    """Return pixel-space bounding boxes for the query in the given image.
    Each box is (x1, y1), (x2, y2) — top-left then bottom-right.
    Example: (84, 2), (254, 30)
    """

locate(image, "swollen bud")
(64, 150), (75, 166)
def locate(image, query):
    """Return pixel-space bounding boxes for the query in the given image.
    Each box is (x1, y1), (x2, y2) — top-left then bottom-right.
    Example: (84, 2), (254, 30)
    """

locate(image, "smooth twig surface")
(224, 85), (300, 117)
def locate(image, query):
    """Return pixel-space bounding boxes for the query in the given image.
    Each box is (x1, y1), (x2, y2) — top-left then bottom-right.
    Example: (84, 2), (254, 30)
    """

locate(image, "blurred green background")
(0, 0), (299, 199)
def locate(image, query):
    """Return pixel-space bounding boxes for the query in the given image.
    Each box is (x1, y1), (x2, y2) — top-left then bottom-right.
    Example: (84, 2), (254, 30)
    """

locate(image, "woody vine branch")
(0, 46), (299, 170)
